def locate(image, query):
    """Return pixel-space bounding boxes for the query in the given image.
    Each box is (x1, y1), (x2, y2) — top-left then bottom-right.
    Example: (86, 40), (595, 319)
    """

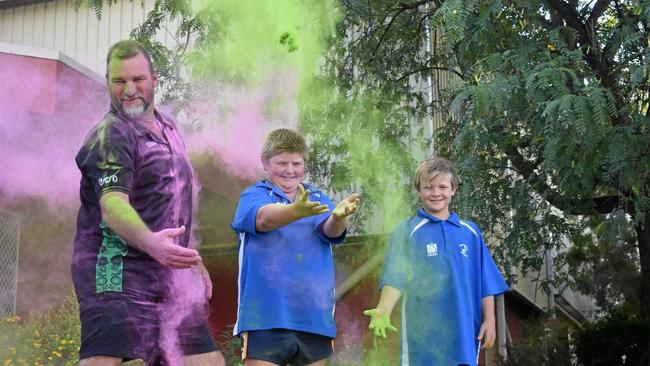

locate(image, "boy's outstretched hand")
(291, 184), (330, 218)
(363, 308), (397, 338)
(332, 193), (361, 219)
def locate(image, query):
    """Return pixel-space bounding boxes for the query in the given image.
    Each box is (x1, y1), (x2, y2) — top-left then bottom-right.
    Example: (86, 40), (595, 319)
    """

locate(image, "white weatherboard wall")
(0, 0), (180, 76)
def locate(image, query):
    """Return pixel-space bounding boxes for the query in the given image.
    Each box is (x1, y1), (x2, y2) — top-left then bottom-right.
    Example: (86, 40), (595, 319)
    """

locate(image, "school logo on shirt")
(426, 243), (438, 257)
(459, 243), (469, 258)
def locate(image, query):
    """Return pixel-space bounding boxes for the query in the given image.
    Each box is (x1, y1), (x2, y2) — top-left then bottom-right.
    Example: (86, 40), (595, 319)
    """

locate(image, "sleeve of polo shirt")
(231, 186), (272, 235)
(315, 192), (346, 244)
(379, 222), (410, 292)
(77, 121), (134, 198)
(478, 229), (509, 298)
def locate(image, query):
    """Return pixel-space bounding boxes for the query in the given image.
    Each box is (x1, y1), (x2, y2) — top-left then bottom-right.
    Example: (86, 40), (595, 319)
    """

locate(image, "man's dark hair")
(105, 40), (155, 77)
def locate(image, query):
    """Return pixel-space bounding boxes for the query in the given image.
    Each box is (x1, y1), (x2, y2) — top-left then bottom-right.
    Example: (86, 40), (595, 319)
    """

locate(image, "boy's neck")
(423, 208), (450, 221)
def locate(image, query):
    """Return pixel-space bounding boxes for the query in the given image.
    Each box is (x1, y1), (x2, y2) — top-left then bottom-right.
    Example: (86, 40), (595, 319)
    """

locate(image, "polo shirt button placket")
(442, 222), (451, 253)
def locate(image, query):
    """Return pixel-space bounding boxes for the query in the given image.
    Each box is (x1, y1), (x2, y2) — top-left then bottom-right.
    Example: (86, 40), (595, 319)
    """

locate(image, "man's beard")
(122, 103), (146, 119)
(120, 98), (149, 119)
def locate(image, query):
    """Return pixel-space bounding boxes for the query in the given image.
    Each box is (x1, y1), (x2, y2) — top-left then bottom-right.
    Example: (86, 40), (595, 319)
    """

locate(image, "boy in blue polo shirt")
(364, 157), (509, 366)
(232, 128), (360, 366)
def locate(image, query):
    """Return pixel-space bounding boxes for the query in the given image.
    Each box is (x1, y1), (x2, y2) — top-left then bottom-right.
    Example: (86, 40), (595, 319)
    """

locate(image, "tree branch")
(504, 144), (625, 215)
(587, 0), (612, 28)
(369, 0), (434, 63)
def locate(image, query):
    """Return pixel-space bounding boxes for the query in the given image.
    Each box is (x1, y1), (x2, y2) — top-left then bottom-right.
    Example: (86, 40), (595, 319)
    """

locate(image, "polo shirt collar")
(416, 208), (461, 227)
(255, 180), (321, 202)
(108, 106), (174, 135)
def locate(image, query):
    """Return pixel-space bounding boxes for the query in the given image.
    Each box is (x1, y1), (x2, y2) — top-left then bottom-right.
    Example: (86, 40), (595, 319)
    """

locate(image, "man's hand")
(363, 308), (397, 338)
(145, 226), (202, 269)
(332, 193), (361, 220)
(478, 319), (496, 349)
(290, 184), (330, 218)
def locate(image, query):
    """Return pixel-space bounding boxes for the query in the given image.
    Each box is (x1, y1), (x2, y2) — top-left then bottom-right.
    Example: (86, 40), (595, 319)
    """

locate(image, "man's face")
(418, 173), (456, 219)
(107, 53), (157, 120)
(263, 152), (305, 197)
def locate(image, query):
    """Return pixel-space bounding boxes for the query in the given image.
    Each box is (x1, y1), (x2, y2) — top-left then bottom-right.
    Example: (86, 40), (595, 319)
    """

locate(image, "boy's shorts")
(242, 328), (333, 366)
(78, 292), (217, 365)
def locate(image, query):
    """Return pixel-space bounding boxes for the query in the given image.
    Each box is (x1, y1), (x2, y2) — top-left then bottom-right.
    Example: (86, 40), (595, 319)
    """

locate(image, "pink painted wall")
(0, 52), (108, 314)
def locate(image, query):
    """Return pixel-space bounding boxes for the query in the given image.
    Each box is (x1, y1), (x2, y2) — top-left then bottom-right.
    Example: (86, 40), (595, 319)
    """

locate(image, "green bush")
(0, 296), (80, 366)
(573, 305), (650, 366)
(500, 317), (572, 366)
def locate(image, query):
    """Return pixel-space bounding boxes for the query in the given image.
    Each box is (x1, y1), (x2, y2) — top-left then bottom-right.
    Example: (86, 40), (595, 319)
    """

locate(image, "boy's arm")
(321, 193), (361, 238)
(478, 295), (496, 349)
(256, 184), (329, 232)
(363, 285), (402, 337)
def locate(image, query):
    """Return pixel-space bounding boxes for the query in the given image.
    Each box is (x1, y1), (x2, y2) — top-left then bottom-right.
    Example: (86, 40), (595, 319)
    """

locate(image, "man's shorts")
(242, 328), (333, 365)
(78, 292), (217, 365)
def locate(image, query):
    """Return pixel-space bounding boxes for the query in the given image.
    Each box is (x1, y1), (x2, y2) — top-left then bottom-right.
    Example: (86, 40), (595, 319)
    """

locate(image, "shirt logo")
(98, 175), (118, 186)
(459, 243), (469, 258)
(426, 243), (438, 257)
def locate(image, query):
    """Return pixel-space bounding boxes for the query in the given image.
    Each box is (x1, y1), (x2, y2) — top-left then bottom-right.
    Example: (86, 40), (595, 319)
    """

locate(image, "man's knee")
(184, 351), (225, 366)
(78, 355), (123, 366)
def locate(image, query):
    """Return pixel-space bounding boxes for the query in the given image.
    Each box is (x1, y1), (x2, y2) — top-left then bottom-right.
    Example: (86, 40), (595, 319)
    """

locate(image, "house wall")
(0, 0), (180, 76)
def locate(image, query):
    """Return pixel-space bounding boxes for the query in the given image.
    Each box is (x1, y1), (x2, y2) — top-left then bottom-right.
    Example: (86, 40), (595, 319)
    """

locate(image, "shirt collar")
(255, 180), (320, 201)
(108, 107), (174, 135)
(416, 208), (461, 227)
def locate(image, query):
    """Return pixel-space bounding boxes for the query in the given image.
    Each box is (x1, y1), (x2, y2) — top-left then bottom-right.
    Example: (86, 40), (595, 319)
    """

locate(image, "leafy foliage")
(0, 297), (80, 366)
(500, 316), (572, 366)
(573, 304), (650, 366)
(329, 0), (650, 315)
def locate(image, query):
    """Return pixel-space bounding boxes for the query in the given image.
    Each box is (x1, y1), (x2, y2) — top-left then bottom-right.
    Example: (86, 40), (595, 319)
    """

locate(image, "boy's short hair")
(261, 128), (308, 162)
(413, 157), (460, 191)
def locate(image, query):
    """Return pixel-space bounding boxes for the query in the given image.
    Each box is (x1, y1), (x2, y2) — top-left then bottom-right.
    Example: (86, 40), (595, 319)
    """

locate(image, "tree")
(319, 0), (650, 317)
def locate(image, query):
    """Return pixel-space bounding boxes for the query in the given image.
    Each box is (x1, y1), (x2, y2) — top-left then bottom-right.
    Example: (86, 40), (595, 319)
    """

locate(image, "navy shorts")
(78, 292), (217, 365)
(242, 328), (333, 365)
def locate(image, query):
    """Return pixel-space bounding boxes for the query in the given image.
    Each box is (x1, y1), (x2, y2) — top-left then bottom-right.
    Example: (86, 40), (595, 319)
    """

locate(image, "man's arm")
(100, 191), (202, 268)
(322, 193), (361, 238)
(363, 285), (402, 337)
(256, 184), (329, 232)
(478, 295), (496, 349)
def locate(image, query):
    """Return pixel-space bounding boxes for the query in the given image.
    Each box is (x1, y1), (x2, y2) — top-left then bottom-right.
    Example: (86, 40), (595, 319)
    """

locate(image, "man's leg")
(78, 355), (122, 366)
(183, 351), (225, 366)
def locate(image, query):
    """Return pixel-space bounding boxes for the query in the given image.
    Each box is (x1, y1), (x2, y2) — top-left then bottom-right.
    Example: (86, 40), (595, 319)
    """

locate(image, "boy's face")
(263, 152), (305, 196)
(418, 173), (456, 219)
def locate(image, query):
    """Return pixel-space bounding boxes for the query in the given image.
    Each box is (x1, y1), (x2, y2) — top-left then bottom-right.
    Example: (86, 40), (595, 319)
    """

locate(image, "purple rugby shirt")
(72, 107), (194, 300)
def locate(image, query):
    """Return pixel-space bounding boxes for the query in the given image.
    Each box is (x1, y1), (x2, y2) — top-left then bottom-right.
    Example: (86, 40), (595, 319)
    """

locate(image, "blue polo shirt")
(380, 209), (509, 365)
(231, 180), (345, 338)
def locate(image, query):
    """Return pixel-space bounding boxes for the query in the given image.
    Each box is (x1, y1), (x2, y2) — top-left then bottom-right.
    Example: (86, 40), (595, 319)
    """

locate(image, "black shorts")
(78, 292), (217, 365)
(242, 328), (333, 366)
